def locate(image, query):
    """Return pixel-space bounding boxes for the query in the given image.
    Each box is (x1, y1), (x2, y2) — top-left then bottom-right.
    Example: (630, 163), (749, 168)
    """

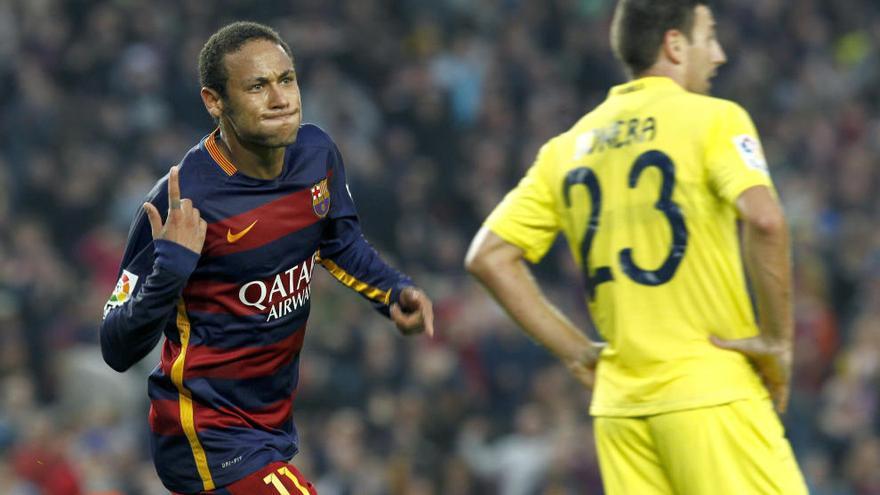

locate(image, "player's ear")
(661, 29), (686, 65)
(201, 87), (224, 120)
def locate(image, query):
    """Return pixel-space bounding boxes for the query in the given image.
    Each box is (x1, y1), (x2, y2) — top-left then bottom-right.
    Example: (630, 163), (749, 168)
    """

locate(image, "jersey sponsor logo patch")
(227, 220), (258, 243)
(103, 270), (139, 318)
(238, 253), (317, 321)
(311, 178), (330, 218)
(733, 134), (768, 174)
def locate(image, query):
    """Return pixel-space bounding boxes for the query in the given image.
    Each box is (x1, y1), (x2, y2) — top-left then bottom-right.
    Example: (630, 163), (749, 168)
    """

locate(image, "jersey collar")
(609, 77), (685, 97)
(203, 128), (238, 177)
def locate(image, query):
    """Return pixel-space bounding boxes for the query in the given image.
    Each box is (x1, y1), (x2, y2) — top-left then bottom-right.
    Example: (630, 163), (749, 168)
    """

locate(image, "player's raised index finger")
(423, 310), (434, 337)
(168, 166), (181, 206)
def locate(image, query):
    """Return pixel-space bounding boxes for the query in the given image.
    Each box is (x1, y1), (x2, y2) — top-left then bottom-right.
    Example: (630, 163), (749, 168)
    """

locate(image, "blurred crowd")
(0, 0), (878, 494)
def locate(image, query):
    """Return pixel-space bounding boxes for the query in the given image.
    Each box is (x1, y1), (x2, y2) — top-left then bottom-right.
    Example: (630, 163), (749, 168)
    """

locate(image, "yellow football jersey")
(485, 77), (775, 416)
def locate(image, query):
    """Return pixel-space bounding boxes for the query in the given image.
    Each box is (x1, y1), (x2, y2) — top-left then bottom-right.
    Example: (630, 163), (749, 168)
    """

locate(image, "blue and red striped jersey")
(100, 124), (413, 493)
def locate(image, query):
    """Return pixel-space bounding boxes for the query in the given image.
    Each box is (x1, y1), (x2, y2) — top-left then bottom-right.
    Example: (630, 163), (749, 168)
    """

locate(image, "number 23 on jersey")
(564, 149), (689, 298)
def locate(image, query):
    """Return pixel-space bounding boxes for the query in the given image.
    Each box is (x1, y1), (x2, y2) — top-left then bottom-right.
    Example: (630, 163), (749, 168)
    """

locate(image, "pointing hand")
(143, 166), (208, 255)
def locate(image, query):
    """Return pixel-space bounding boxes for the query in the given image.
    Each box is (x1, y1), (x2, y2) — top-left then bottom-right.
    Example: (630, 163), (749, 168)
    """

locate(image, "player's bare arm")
(143, 165), (208, 254)
(390, 287), (435, 337)
(712, 185), (793, 412)
(465, 227), (604, 388)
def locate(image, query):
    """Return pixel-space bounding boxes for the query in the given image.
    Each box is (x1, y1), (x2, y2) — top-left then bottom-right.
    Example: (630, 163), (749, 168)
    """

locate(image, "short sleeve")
(484, 141), (561, 263)
(705, 102), (775, 205)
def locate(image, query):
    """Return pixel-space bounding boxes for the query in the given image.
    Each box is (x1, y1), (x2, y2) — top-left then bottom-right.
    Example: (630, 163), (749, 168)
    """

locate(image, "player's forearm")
(741, 218), (793, 344)
(101, 241), (198, 372)
(469, 257), (594, 362)
(101, 300), (168, 372)
(318, 218), (413, 317)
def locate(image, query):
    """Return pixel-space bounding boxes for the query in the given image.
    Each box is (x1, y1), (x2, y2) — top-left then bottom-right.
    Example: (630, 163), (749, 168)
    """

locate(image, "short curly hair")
(611, 0), (710, 77)
(198, 21), (293, 97)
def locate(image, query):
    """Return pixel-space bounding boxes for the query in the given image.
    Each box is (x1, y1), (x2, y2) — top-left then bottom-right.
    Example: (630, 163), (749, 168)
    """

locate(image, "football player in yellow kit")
(465, 1), (807, 493)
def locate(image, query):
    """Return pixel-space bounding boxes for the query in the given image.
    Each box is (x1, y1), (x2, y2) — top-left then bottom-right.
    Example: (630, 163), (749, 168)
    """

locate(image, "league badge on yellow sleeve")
(103, 270), (139, 319)
(733, 134), (769, 175)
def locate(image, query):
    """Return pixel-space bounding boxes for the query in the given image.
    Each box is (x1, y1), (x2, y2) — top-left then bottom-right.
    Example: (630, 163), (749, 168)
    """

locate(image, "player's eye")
(249, 83), (263, 91)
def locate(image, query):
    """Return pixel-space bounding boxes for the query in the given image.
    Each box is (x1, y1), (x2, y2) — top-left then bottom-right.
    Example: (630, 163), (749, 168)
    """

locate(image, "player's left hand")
(710, 335), (792, 413)
(390, 287), (434, 338)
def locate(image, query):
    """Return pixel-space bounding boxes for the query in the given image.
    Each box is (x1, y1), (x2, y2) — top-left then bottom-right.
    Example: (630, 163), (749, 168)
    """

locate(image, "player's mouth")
(262, 111), (298, 123)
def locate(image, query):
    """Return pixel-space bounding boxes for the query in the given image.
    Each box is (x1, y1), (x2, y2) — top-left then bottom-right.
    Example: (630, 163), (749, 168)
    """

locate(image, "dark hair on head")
(198, 21), (293, 97)
(611, 0), (709, 77)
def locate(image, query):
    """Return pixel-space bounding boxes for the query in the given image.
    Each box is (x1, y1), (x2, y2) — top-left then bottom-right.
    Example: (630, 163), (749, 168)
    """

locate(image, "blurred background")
(0, 0), (878, 494)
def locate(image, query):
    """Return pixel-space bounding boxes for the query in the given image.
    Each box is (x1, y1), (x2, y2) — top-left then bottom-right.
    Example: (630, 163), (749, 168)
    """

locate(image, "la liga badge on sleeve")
(732, 134), (769, 174)
(103, 269), (139, 318)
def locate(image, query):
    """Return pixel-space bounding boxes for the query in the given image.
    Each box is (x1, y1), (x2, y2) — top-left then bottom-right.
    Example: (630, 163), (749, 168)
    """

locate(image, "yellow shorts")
(594, 398), (807, 495)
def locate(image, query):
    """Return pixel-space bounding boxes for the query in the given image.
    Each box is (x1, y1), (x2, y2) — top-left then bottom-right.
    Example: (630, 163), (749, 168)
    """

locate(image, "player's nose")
(266, 83), (290, 109)
(712, 41), (727, 66)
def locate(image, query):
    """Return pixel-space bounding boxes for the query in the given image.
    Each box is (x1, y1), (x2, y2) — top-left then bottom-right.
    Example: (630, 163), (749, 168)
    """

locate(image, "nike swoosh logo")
(227, 220), (258, 243)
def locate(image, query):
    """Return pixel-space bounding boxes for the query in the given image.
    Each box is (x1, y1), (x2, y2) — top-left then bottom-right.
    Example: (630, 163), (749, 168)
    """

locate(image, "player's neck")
(638, 62), (685, 88)
(217, 128), (284, 180)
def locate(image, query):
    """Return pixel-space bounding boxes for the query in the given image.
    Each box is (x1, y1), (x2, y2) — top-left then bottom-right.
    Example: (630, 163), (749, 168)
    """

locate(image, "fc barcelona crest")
(311, 178), (331, 218)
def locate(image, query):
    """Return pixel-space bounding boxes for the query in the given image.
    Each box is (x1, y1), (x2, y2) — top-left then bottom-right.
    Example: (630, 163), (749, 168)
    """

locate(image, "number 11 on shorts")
(263, 466), (310, 495)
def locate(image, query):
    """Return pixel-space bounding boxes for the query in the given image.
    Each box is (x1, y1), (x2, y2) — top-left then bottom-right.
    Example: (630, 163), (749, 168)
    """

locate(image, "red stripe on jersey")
(183, 280), (253, 316)
(160, 338), (182, 376)
(193, 395), (294, 432)
(149, 396), (295, 436)
(149, 399), (183, 436)
(182, 326), (306, 379)
(202, 185), (324, 258)
(183, 256), (315, 316)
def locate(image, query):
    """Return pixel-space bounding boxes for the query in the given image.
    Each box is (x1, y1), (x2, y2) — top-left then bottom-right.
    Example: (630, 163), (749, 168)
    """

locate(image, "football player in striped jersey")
(100, 21), (433, 495)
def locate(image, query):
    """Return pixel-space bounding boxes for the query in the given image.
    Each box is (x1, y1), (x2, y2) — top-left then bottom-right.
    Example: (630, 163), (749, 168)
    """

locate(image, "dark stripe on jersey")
(190, 427), (299, 489)
(147, 372), (179, 401)
(150, 366), (298, 412)
(151, 434), (202, 493)
(184, 356), (300, 411)
(180, 310), (310, 349)
(203, 187), (323, 258)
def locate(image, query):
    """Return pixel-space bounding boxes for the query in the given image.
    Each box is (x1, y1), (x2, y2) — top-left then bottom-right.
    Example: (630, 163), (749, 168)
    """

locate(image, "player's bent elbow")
(102, 352), (132, 373)
(464, 250), (488, 279)
(100, 339), (134, 373)
(465, 227), (523, 281)
(464, 234), (493, 279)
(744, 210), (786, 237)
(103, 356), (132, 373)
(464, 246), (506, 282)
(736, 186), (787, 237)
